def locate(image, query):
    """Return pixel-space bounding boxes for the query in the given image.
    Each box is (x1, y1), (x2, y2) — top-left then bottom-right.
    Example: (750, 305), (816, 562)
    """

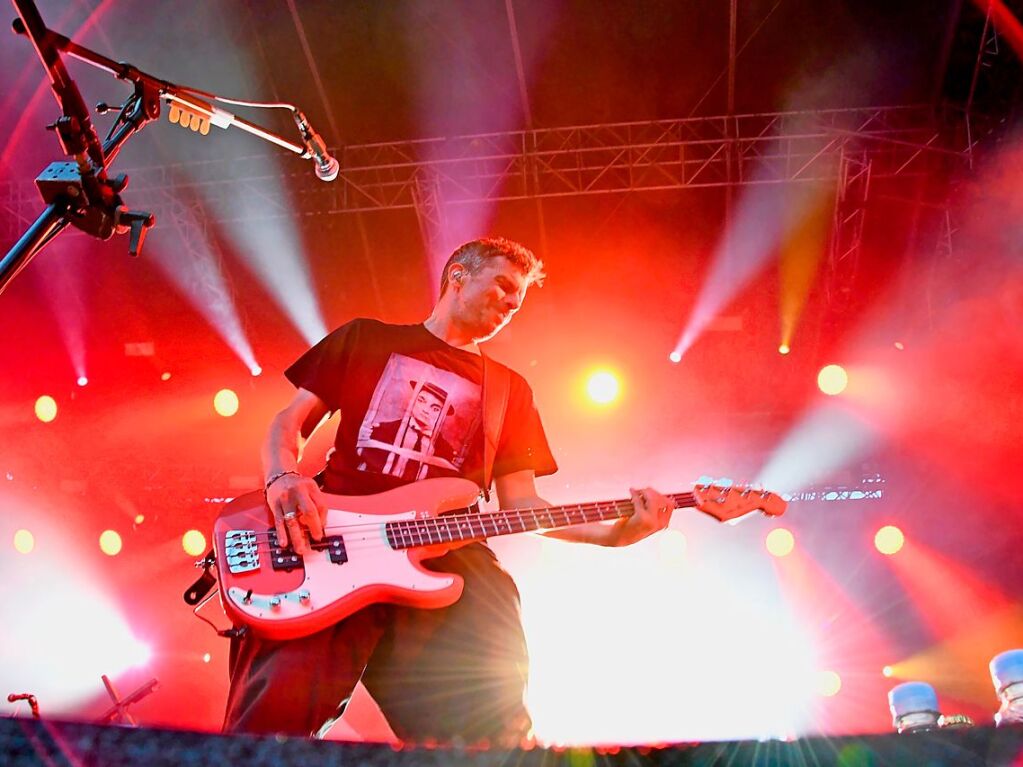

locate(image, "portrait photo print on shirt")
(356, 354), (483, 481)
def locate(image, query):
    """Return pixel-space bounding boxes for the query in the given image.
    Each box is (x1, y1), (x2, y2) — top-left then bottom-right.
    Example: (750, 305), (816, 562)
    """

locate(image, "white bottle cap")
(889, 681), (940, 719)
(990, 649), (1023, 694)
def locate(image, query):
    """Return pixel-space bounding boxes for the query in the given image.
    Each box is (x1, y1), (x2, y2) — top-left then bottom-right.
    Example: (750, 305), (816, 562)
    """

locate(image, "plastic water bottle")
(889, 682), (941, 733)
(991, 649), (1023, 726)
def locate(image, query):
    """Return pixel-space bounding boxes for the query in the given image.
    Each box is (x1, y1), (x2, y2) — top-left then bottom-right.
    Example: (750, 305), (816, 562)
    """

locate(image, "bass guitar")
(213, 477), (786, 640)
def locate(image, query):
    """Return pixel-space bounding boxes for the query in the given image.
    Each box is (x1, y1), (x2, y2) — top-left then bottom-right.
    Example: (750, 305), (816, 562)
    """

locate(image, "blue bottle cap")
(990, 649), (1023, 693)
(888, 681), (940, 718)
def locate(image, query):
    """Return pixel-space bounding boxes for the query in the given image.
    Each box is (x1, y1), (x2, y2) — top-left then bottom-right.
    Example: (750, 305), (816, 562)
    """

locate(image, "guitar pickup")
(267, 531), (303, 572)
(311, 535), (347, 565)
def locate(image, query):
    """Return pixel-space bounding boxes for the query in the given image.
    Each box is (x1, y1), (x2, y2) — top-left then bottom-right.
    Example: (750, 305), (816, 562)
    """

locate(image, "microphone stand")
(1, 0), (315, 296)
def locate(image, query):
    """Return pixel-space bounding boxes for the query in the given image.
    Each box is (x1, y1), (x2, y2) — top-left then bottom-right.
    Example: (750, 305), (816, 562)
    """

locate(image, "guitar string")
(221, 492), (756, 560)
(231, 493), (699, 543)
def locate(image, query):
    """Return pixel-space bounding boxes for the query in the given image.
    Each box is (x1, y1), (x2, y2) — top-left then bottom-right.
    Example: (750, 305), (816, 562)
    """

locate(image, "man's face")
(411, 390), (445, 431)
(452, 257), (529, 341)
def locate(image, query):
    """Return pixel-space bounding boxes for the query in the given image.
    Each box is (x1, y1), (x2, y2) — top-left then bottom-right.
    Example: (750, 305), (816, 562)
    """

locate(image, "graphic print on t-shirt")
(356, 354), (482, 481)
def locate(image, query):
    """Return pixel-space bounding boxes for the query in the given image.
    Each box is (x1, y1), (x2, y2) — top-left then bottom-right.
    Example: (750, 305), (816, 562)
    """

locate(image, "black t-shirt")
(285, 319), (558, 496)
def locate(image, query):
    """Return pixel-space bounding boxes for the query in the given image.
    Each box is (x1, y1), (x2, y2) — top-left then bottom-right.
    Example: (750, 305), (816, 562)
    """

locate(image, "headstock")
(692, 483), (787, 523)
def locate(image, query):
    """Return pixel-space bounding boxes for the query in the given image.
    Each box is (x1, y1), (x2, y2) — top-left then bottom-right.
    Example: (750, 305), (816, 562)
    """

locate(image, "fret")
(441, 515), (457, 544)
(483, 513), (500, 537)
(427, 517), (441, 545)
(545, 506), (557, 528)
(511, 510), (526, 534)
(528, 507), (541, 532)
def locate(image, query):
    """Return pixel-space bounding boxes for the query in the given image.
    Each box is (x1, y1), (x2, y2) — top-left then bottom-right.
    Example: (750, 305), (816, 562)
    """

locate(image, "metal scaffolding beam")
(2, 105), (969, 239)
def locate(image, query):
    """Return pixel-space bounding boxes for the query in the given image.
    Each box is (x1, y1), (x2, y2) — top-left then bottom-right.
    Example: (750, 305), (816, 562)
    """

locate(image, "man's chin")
(475, 318), (508, 342)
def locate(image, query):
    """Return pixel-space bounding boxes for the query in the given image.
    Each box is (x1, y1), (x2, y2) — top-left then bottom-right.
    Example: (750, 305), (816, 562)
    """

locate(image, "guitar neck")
(385, 492), (697, 550)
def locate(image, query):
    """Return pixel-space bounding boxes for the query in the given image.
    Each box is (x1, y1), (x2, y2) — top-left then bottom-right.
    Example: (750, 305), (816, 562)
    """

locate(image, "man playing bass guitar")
(223, 237), (675, 743)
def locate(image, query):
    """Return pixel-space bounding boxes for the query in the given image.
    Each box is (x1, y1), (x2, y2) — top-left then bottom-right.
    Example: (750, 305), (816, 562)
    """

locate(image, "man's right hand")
(265, 473), (328, 555)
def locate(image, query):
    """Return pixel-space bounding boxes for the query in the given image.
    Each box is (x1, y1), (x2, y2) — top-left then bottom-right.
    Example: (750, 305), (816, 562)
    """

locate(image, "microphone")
(292, 110), (339, 182)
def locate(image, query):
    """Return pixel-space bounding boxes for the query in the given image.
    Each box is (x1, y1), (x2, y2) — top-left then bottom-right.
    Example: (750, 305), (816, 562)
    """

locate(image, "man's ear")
(449, 265), (465, 288)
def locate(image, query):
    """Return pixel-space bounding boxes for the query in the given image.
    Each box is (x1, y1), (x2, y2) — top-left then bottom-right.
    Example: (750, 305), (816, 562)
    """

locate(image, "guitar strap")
(481, 351), (510, 503)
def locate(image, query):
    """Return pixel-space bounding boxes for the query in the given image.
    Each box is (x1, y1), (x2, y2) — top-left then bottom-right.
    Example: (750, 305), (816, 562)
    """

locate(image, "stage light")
(894, 341), (905, 351)
(99, 530), (122, 556)
(182, 530), (207, 557)
(586, 371), (620, 405)
(203, 652), (211, 663)
(874, 525), (905, 555)
(778, 344), (790, 355)
(817, 670), (842, 697)
(250, 365), (262, 377)
(161, 372), (172, 381)
(34, 395), (57, 423)
(214, 388), (240, 417)
(766, 528), (795, 557)
(76, 376), (88, 387)
(817, 364), (848, 395)
(883, 665), (894, 678)
(13, 529), (34, 554)
(668, 351), (682, 364)
(134, 514), (145, 525)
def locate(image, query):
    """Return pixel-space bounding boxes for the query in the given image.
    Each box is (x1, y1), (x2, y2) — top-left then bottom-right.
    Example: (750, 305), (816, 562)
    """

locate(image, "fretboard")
(384, 492), (696, 550)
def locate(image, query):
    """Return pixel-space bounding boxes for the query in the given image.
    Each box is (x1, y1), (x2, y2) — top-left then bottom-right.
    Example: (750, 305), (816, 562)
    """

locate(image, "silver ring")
(282, 511), (298, 521)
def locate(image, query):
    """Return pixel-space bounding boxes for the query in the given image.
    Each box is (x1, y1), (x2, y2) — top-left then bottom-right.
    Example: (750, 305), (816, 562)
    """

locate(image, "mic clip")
(292, 110), (340, 182)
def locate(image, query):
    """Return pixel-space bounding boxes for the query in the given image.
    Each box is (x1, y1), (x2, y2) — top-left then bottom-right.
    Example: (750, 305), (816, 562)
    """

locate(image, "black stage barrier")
(2, 717), (1022, 766)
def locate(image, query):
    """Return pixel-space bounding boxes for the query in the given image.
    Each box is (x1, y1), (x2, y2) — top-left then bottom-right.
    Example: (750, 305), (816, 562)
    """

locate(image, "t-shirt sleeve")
(284, 319), (362, 412)
(492, 370), (558, 479)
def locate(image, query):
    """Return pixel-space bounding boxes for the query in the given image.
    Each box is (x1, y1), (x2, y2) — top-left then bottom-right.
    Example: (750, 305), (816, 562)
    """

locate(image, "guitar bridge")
(224, 530), (259, 574)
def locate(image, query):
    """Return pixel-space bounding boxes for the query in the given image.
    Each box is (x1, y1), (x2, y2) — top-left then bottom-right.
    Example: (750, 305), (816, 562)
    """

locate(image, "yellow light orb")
(778, 343), (790, 355)
(134, 514), (145, 525)
(35, 395), (58, 423)
(99, 529), (123, 556)
(586, 371), (620, 405)
(817, 364), (849, 395)
(817, 670), (842, 697)
(882, 665), (894, 678)
(13, 529), (35, 554)
(213, 388), (240, 417)
(874, 525), (905, 555)
(766, 527), (795, 557)
(182, 529), (207, 557)
(161, 371), (172, 381)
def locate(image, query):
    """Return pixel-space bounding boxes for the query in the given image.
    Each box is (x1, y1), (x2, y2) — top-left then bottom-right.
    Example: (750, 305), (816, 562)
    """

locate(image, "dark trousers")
(223, 544), (531, 744)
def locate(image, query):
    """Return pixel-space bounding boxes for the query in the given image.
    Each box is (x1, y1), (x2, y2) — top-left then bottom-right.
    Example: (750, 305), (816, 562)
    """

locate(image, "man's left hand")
(613, 487), (675, 546)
